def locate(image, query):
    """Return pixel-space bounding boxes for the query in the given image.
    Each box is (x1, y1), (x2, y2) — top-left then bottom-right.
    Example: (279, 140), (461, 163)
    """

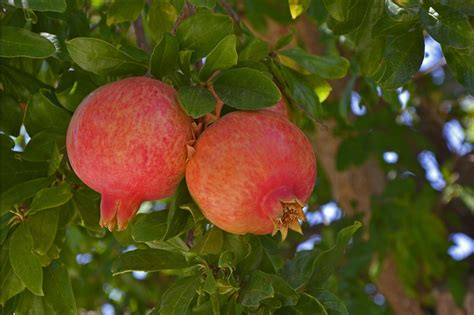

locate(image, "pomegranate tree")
(67, 77), (192, 231)
(186, 111), (316, 239)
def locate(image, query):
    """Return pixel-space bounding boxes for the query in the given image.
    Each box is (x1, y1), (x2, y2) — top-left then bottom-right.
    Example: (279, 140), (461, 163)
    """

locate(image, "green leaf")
(1, 245), (26, 305)
(1, 177), (51, 214)
(203, 269), (217, 294)
(163, 180), (192, 240)
(443, 46), (474, 94)
(0, 26), (55, 59)
(176, 11), (234, 58)
(281, 222), (362, 289)
(28, 208), (60, 255)
(29, 184), (73, 215)
(323, 0), (350, 21)
(150, 33), (179, 79)
(1, 0), (66, 12)
(372, 28), (425, 89)
(188, 0), (216, 9)
(356, 37), (385, 77)
(200, 35), (238, 81)
(159, 274), (201, 315)
(223, 233), (251, 264)
(238, 270), (274, 311)
(132, 211), (168, 242)
(192, 228), (224, 256)
(0, 151), (48, 193)
(24, 90), (71, 136)
(43, 262), (77, 315)
(213, 68), (281, 109)
(71, 187), (102, 233)
(107, 0), (145, 25)
(23, 132), (65, 162)
(420, 5), (474, 49)
(66, 37), (147, 76)
(312, 290), (348, 315)
(9, 224), (44, 296)
(189, 0), (216, 8)
(177, 86), (216, 118)
(111, 249), (191, 275)
(276, 293), (327, 315)
(239, 37), (270, 62)
(326, 0), (369, 35)
(147, 0), (177, 42)
(0, 94), (22, 136)
(279, 48), (350, 79)
(15, 290), (51, 315)
(280, 66), (321, 119)
(289, 0), (310, 19)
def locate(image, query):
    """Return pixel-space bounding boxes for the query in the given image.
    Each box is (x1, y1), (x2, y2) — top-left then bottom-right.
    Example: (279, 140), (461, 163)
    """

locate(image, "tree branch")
(133, 15), (150, 53)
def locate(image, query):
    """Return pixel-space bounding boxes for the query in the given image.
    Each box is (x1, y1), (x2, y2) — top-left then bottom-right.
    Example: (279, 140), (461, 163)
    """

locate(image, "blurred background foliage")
(1, 0), (473, 314)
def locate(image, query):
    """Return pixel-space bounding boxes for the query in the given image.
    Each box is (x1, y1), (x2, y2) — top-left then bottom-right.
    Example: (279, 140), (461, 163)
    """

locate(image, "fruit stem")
(272, 199), (306, 240)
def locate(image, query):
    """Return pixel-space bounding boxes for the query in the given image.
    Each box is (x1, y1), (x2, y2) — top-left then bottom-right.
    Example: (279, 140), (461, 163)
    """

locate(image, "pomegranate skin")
(266, 98), (289, 118)
(67, 77), (192, 230)
(186, 111), (316, 235)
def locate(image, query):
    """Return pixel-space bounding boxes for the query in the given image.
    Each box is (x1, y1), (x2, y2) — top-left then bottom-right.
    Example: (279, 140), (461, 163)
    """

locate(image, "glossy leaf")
(276, 293), (327, 315)
(0, 95), (22, 136)
(29, 184), (73, 215)
(1, 177), (51, 214)
(0, 26), (55, 58)
(66, 37), (147, 76)
(281, 222), (362, 289)
(112, 249), (191, 275)
(147, 0), (177, 42)
(192, 228), (224, 256)
(189, 0), (216, 7)
(23, 132), (65, 162)
(177, 86), (216, 118)
(200, 35), (238, 81)
(159, 274), (201, 315)
(132, 211), (168, 242)
(9, 224), (44, 296)
(238, 270), (274, 311)
(289, 0), (310, 19)
(164, 180), (192, 240)
(24, 90), (71, 136)
(372, 29), (425, 89)
(107, 0), (145, 25)
(213, 67), (281, 109)
(71, 187), (102, 233)
(43, 262), (77, 315)
(322, 0), (350, 21)
(176, 11), (234, 58)
(443, 46), (474, 94)
(239, 37), (270, 62)
(28, 208), (60, 255)
(420, 5), (474, 49)
(1, 245), (25, 305)
(279, 48), (350, 79)
(150, 33), (179, 79)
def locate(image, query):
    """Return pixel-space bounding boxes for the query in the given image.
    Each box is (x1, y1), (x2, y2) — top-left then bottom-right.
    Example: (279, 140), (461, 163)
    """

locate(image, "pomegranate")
(67, 77), (192, 231)
(186, 111), (316, 239)
(266, 98), (289, 118)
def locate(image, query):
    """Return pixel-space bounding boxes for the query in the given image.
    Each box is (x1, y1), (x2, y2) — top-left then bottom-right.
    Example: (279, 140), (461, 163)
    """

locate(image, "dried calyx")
(272, 199), (306, 240)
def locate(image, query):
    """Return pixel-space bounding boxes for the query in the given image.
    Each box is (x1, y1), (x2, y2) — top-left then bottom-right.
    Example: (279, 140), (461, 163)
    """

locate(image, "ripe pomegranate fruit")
(67, 77), (192, 231)
(186, 111), (316, 238)
(266, 98), (289, 118)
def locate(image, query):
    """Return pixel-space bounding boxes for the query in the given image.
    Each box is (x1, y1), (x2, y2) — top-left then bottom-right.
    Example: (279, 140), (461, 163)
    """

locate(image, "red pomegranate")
(186, 111), (316, 239)
(67, 77), (193, 231)
(266, 97), (289, 118)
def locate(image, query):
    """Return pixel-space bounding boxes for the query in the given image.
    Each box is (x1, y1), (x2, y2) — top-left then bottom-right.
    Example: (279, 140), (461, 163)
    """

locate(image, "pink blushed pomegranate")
(266, 97), (289, 118)
(67, 77), (192, 231)
(186, 111), (316, 238)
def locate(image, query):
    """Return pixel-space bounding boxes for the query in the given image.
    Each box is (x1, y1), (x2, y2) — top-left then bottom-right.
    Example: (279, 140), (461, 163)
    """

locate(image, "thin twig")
(218, 0), (240, 24)
(133, 15), (151, 53)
